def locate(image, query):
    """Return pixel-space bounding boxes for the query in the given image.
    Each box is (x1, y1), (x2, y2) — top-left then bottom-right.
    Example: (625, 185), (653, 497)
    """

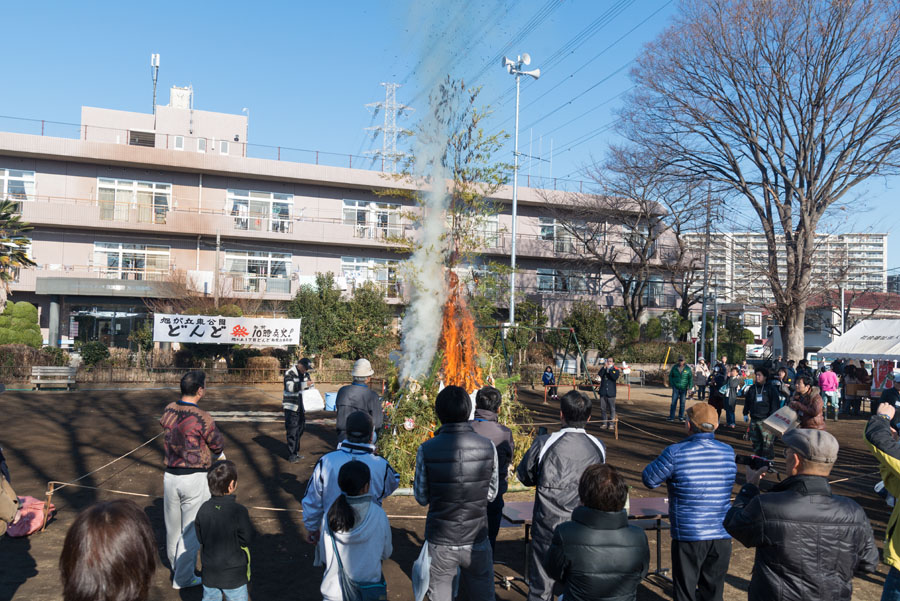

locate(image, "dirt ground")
(0, 381), (891, 601)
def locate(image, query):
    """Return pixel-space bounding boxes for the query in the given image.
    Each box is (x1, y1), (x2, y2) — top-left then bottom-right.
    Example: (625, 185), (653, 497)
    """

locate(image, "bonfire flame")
(439, 271), (482, 392)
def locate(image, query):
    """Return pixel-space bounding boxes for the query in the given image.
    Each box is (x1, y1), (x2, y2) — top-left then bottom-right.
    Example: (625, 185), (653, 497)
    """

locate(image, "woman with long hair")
(320, 461), (392, 601)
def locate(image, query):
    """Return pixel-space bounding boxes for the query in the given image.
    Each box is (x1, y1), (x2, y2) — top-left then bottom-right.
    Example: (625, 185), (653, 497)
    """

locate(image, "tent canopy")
(818, 319), (900, 360)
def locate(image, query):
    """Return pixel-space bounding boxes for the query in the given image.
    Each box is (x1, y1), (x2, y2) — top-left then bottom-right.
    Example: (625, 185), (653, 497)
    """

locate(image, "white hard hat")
(351, 358), (375, 378)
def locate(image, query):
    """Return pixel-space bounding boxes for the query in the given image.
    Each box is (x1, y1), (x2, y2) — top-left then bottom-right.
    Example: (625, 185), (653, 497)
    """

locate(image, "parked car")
(746, 344), (770, 359)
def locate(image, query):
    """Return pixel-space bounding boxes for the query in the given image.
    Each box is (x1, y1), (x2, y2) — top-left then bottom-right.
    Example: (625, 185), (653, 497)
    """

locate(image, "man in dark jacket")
(742, 367), (780, 459)
(724, 428), (878, 601)
(642, 403), (736, 601)
(596, 358), (620, 430)
(283, 358), (312, 462)
(470, 385), (514, 550)
(517, 390), (606, 601)
(334, 358), (383, 442)
(195, 460), (253, 599)
(545, 463), (649, 601)
(414, 385), (499, 601)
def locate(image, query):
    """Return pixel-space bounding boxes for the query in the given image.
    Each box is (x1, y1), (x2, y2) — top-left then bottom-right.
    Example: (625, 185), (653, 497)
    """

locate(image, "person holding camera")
(642, 403), (736, 601)
(864, 401), (900, 600)
(724, 428), (878, 600)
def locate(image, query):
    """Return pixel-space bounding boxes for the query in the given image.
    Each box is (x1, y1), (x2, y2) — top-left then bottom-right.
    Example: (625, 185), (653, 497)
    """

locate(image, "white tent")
(818, 319), (900, 360)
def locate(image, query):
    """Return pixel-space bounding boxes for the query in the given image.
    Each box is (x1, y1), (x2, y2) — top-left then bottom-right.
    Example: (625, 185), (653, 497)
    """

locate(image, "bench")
(31, 366), (76, 391)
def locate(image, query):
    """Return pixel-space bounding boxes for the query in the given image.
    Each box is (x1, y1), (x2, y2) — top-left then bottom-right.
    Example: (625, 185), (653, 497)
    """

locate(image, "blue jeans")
(669, 388), (687, 420)
(202, 584), (248, 601)
(725, 406), (736, 427)
(883, 567), (900, 601)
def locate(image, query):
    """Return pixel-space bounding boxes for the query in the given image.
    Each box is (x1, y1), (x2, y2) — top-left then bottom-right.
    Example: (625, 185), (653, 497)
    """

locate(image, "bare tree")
(620, 0), (900, 359)
(143, 270), (265, 317)
(544, 147), (706, 322)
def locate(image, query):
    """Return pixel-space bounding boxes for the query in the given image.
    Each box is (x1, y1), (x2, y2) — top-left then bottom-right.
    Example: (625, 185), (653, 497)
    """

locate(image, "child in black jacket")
(195, 460), (253, 600)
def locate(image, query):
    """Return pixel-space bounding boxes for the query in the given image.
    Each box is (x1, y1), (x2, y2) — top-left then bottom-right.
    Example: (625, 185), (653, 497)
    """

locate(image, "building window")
(98, 178), (171, 224)
(474, 214), (500, 247)
(93, 242), (170, 280)
(197, 138), (207, 153)
(174, 136), (184, 150)
(0, 168), (36, 210)
(537, 268), (585, 293)
(128, 131), (155, 147)
(225, 250), (291, 293)
(640, 276), (665, 307)
(227, 189), (293, 233)
(220, 141), (230, 155)
(342, 200), (402, 240)
(744, 313), (762, 327)
(341, 256), (400, 298)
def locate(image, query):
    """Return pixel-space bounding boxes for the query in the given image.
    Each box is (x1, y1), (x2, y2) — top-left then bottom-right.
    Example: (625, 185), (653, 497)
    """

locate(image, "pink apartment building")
(2, 87), (680, 348)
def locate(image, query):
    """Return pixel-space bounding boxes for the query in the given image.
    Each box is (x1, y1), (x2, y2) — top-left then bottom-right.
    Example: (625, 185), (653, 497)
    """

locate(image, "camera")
(735, 454), (776, 472)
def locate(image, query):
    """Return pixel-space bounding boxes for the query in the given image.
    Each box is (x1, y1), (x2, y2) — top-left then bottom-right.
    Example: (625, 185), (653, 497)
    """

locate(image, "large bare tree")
(620, 0), (900, 359)
(544, 147), (705, 321)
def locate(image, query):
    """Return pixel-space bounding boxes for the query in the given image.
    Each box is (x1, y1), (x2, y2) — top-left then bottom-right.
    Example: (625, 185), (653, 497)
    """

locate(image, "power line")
(493, 0), (667, 113)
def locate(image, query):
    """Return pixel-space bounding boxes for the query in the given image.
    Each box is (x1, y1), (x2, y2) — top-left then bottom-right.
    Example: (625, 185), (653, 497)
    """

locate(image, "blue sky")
(2, 0), (897, 268)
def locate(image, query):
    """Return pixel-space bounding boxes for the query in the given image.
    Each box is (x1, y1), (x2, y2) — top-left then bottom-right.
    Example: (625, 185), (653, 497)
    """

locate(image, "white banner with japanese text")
(153, 313), (301, 346)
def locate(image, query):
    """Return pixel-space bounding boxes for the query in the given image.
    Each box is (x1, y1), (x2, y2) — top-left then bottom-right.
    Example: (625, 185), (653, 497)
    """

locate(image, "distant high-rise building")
(889, 274), (900, 294)
(684, 231), (888, 304)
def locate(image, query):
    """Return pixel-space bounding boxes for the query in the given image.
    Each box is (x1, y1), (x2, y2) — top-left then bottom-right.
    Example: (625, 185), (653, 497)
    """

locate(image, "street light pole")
(503, 54), (540, 325)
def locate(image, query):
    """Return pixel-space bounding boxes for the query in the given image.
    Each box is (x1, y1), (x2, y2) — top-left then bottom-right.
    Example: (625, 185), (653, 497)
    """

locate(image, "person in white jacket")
(320, 461), (392, 601)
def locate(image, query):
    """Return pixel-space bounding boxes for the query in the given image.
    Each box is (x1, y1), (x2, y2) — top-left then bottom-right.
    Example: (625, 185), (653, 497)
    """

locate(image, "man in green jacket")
(668, 356), (694, 422)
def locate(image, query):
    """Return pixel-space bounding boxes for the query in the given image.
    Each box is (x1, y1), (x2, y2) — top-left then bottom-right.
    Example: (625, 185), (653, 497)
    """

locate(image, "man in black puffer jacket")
(545, 463), (649, 601)
(724, 428), (878, 600)
(518, 390), (607, 601)
(414, 385), (499, 601)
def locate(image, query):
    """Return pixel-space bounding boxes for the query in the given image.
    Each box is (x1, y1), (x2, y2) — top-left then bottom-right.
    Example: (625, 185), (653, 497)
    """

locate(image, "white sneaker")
(172, 576), (202, 590)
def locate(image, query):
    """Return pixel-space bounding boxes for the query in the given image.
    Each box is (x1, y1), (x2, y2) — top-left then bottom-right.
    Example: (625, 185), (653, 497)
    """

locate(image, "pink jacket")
(819, 371), (839, 392)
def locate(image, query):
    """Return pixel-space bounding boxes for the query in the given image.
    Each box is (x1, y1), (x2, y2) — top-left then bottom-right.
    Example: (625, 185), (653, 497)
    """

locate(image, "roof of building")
(807, 290), (900, 312)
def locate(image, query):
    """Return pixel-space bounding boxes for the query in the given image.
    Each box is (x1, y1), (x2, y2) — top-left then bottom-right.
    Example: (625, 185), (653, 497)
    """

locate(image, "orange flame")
(439, 271), (482, 392)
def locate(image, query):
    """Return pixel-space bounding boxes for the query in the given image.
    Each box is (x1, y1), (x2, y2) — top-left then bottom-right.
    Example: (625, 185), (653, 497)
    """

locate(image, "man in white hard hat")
(335, 358), (383, 442)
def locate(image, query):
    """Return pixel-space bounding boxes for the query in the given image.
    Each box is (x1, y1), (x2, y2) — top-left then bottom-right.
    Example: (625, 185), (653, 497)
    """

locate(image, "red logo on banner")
(232, 325), (249, 337)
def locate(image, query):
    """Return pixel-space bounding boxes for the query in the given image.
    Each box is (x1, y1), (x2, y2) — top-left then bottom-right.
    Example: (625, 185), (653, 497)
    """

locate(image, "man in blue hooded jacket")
(642, 403), (736, 601)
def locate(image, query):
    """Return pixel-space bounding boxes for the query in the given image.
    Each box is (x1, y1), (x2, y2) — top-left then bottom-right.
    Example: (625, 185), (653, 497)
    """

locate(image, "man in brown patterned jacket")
(160, 370), (225, 589)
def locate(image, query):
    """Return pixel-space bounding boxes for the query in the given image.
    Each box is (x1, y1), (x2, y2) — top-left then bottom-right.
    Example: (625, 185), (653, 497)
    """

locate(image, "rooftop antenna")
(150, 53), (160, 127)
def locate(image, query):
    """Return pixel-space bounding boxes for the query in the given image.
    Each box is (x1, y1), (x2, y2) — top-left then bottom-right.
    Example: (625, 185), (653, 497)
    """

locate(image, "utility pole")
(698, 185), (712, 362)
(839, 283), (846, 335)
(712, 278), (720, 363)
(214, 231), (221, 309)
(502, 54), (541, 325)
(364, 83), (412, 172)
(150, 54), (160, 129)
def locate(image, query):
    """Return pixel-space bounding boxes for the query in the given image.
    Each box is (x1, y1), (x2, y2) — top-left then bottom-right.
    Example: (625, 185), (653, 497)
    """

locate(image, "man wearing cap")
(643, 403), (736, 601)
(335, 358), (383, 442)
(865, 402), (900, 600)
(725, 429), (878, 600)
(668, 356), (694, 422)
(302, 411), (399, 549)
(283, 357), (313, 463)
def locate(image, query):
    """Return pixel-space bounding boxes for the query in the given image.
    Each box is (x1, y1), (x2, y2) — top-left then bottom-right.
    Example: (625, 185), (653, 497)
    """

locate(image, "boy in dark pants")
(195, 461), (253, 601)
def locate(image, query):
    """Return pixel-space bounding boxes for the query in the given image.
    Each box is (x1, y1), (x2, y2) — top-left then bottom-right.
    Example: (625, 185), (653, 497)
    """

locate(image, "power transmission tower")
(365, 83), (412, 172)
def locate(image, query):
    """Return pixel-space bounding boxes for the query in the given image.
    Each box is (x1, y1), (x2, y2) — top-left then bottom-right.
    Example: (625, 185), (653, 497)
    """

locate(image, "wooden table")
(501, 496), (671, 584)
